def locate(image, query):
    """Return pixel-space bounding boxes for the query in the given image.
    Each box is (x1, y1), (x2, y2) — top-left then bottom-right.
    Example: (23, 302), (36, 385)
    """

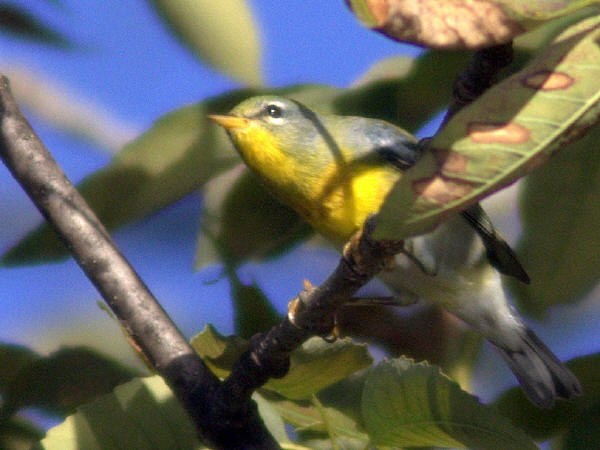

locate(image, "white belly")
(377, 214), (523, 347)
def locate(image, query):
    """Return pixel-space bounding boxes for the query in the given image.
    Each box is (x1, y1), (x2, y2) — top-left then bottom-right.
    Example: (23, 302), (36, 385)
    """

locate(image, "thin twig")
(442, 42), (514, 126)
(220, 217), (404, 406)
(0, 75), (277, 450)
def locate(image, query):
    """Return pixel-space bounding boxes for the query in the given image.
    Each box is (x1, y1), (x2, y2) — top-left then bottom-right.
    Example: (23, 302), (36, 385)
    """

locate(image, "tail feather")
(495, 327), (582, 408)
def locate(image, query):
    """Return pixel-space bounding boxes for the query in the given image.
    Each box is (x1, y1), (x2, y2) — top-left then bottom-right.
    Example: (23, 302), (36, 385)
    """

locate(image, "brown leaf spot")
(433, 148), (469, 174)
(468, 122), (530, 144)
(365, 0), (390, 26)
(413, 175), (474, 205)
(522, 71), (574, 91)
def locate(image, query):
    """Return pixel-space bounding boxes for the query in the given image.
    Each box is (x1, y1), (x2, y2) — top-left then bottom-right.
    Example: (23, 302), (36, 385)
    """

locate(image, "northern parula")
(209, 96), (582, 408)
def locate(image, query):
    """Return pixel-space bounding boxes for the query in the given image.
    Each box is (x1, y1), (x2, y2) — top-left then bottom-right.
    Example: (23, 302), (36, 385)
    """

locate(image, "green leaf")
(196, 168), (313, 270)
(190, 325), (249, 379)
(252, 392), (291, 444)
(562, 401), (600, 449)
(375, 14), (600, 240)
(514, 5), (600, 52)
(0, 4), (71, 47)
(190, 326), (372, 399)
(509, 126), (600, 314)
(316, 370), (369, 425)
(0, 343), (41, 390)
(495, 353), (600, 441)
(295, 436), (367, 450)
(229, 273), (282, 339)
(0, 416), (44, 450)
(265, 338), (372, 400)
(2, 347), (139, 417)
(149, 0), (263, 86)
(361, 358), (536, 449)
(346, 0), (599, 49)
(37, 376), (203, 449)
(336, 50), (472, 132)
(264, 393), (368, 443)
(499, 1), (600, 22)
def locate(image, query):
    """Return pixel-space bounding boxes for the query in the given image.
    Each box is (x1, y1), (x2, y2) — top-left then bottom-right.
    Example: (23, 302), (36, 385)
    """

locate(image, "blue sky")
(0, 0), (597, 402)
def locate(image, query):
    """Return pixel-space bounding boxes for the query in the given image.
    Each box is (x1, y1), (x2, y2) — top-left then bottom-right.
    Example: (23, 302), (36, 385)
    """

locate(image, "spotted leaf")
(375, 14), (600, 239)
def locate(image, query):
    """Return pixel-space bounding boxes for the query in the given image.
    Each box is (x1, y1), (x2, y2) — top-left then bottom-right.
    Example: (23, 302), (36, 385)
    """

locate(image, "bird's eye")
(265, 104), (282, 119)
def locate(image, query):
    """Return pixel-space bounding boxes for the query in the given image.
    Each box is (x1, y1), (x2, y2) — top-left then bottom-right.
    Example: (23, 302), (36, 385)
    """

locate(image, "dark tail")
(495, 327), (582, 408)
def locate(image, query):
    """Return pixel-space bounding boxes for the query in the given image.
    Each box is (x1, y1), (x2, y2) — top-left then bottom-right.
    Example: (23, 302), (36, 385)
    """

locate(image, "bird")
(208, 95), (582, 408)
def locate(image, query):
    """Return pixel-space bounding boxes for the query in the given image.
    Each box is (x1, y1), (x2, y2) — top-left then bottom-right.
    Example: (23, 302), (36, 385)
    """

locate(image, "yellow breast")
(229, 122), (400, 246)
(304, 162), (398, 245)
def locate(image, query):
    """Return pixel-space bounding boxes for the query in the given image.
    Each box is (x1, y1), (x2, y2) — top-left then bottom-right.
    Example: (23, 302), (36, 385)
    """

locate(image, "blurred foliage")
(149, 0), (263, 86)
(37, 376), (204, 450)
(495, 353), (600, 441)
(0, 344), (140, 449)
(510, 125), (600, 315)
(0, 2), (70, 47)
(228, 271), (282, 339)
(37, 328), (542, 449)
(2, 0), (600, 448)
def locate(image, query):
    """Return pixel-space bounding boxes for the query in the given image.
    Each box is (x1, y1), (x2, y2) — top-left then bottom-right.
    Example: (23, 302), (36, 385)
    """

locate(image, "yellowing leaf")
(375, 14), (600, 240)
(346, 0), (600, 49)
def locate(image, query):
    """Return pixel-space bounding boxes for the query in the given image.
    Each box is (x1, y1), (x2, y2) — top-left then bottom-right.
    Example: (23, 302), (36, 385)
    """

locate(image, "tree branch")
(220, 217), (404, 407)
(0, 75), (277, 450)
(442, 41), (514, 125)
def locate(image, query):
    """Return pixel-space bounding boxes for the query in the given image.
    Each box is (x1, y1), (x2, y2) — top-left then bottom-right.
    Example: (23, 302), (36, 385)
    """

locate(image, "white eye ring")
(264, 104), (285, 124)
(266, 104), (282, 118)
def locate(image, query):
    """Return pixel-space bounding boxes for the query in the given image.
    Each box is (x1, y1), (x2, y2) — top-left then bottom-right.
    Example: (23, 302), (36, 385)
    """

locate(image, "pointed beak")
(207, 114), (250, 130)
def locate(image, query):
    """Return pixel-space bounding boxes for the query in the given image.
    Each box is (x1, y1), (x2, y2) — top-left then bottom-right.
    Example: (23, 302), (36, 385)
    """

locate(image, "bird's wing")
(349, 118), (421, 170)
(360, 124), (529, 284)
(374, 135), (421, 170)
(461, 204), (530, 284)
